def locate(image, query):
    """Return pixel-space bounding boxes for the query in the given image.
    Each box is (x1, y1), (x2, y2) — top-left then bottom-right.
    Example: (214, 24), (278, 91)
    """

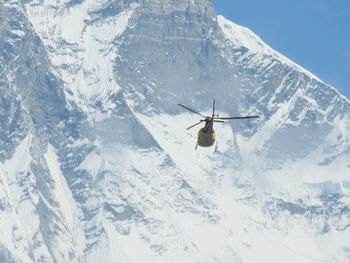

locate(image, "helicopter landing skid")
(214, 141), (218, 152)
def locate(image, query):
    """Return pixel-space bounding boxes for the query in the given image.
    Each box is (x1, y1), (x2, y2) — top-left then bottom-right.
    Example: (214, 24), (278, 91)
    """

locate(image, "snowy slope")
(217, 15), (321, 81)
(25, 0), (139, 118)
(1, 0), (350, 262)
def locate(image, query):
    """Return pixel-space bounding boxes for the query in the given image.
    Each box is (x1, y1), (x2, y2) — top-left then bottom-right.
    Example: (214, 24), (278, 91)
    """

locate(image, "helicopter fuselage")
(178, 100), (259, 150)
(197, 128), (216, 147)
(197, 119), (216, 147)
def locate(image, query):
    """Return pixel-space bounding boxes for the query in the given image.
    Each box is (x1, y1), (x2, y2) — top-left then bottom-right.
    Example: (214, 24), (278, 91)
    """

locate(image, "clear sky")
(212, 0), (350, 99)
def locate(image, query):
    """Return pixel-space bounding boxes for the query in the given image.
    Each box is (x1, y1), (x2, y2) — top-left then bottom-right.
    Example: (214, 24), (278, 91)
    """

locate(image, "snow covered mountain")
(0, 0), (349, 262)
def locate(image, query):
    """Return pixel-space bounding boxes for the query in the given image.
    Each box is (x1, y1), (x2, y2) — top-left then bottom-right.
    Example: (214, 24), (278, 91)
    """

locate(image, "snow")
(43, 144), (85, 262)
(0, 135), (45, 263)
(134, 112), (234, 178)
(317, 228), (350, 262)
(0, 134), (86, 262)
(25, 1), (138, 117)
(1, 134), (32, 177)
(44, 144), (76, 231)
(125, 111), (349, 262)
(10, 29), (25, 37)
(2, 0), (349, 262)
(218, 15), (322, 82)
(78, 150), (105, 176)
(57, 8), (86, 44)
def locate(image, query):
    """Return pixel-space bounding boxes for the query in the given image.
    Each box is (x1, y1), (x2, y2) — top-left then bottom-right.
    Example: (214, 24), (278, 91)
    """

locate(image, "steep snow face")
(0, 135), (85, 262)
(114, 1), (349, 177)
(0, 1), (67, 161)
(216, 16), (350, 184)
(1, 0), (350, 262)
(217, 15), (320, 80)
(115, 1), (236, 114)
(25, 0), (139, 118)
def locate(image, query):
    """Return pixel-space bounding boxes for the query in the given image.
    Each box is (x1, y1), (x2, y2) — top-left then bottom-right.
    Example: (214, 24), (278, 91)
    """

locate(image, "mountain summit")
(1, 0), (349, 262)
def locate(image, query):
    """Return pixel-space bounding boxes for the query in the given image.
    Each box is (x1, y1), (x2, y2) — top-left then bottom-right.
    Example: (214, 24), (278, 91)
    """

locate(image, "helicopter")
(178, 100), (259, 151)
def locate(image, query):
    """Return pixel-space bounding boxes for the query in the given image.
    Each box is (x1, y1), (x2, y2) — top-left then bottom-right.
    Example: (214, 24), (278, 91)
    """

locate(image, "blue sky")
(212, 0), (350, 99)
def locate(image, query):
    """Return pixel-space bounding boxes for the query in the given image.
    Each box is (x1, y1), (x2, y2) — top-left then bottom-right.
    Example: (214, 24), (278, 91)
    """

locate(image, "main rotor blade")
(178, 104), (206, 118)
(186, 120), (204, 130)
(215, 116), (260, 120)
(214, 120), (225, 123)
(212, 99), (215, 116)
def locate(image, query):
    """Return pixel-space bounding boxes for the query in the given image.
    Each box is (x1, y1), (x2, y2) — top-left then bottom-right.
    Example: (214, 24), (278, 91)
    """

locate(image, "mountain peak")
(218, 15), (323, 83)
(140, 0), (214, 15)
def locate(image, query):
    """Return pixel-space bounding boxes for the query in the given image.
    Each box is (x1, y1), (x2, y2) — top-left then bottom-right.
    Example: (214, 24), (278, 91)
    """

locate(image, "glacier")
(0, 0), (350, 262)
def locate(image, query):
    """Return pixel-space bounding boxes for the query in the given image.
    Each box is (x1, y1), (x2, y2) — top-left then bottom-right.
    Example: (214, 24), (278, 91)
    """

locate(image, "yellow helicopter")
(178, 100), (259, 150)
